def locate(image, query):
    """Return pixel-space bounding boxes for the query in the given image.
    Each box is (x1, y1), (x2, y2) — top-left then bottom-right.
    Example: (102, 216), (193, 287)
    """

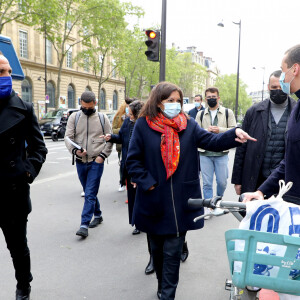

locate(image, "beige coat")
(195, 105), (236, 152)
(65, 111), (113, 163)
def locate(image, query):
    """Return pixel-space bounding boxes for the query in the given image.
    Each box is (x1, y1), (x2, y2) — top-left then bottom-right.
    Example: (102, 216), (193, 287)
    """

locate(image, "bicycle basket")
(225, 229), (300, 295)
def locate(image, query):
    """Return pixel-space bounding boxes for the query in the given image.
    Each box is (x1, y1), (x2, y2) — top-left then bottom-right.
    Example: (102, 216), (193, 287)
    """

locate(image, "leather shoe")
(16, 287), (31, 300)
(76, 227), (88, 237)
(89, 216), (103, 228)
(132, 228), (140, 235)
(181, 241), (189, 262)
(145, 256), (154, 275)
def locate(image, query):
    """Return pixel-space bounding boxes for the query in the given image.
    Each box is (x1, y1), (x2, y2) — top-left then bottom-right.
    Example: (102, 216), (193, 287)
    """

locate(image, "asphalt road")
(0, 139), (240, 300)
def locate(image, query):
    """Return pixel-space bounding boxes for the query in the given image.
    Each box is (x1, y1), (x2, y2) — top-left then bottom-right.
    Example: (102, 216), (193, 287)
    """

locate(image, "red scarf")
(146, 112), (187, 179)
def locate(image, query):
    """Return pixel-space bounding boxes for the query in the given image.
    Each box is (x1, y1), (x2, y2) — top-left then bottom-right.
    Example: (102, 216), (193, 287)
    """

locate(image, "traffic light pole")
(159, 0), (166, 82)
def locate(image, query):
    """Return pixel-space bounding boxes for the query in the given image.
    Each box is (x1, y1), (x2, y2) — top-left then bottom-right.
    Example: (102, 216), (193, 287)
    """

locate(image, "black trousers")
(148, 233), (186, 300)
(0, 214), (32, 290)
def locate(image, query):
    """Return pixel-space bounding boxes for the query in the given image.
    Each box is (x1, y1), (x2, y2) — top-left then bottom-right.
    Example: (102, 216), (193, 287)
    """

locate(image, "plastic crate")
(225, 229), (300, 295)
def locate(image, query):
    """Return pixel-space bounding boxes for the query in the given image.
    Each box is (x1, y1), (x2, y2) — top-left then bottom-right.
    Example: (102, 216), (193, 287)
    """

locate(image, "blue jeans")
(76, 161), (104, 227)
(200, 154), (229, 199)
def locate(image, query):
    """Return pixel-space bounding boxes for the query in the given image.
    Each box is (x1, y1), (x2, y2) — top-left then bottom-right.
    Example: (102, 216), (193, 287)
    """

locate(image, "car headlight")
(53, 125), (59, 130)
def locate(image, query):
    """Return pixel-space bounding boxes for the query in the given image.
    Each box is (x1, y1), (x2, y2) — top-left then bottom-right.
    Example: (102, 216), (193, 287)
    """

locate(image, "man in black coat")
(0, 53), (47, 300)
(232, 70), (296, 195)
(244, 45), (300, 204)
(188, 94), (204, 119)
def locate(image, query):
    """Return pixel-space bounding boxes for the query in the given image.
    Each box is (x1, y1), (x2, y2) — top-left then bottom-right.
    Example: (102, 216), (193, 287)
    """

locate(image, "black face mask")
(270, 89), (288, 105)
(81, 106), (96, 116)
(207, 98), (218, 108)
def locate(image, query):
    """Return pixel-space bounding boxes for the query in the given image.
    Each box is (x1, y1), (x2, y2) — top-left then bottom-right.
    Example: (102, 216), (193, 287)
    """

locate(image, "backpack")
(200, 108), (229, 128)
(74, 111), (106, 134)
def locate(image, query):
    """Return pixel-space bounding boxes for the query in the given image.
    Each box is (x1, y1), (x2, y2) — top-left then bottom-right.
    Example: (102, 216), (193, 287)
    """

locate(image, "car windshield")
(42, 110), (64, 119)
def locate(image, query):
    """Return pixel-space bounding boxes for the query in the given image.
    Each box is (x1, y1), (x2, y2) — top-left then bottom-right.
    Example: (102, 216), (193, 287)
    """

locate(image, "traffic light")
(145, 30), (160, 62)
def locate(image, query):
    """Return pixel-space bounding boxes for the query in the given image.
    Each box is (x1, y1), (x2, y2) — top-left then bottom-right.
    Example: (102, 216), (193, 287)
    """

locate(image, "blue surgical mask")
(280, 66), (295, 95)
(163, 103), (181, 118)
(125, 107), (129, 115)
(0, 76), (12, 99)
(194, 102), (200, 108)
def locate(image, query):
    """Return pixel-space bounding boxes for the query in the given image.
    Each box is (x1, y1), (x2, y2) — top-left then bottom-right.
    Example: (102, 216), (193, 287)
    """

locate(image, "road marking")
(32, 171), (77, 186)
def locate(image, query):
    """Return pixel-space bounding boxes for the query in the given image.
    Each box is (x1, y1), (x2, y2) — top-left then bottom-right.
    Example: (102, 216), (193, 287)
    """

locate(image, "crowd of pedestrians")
(3, 42), (300, 300)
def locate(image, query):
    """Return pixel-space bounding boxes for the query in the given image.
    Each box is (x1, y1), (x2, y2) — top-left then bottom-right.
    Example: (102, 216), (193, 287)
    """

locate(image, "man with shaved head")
(0, 52), (47, 300)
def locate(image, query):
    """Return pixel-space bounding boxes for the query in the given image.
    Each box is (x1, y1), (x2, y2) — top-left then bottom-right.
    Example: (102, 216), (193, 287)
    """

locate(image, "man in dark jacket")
(244, 44), (300, 204)
(232, 70), (296, 195)
(188, 94), (204, 119)
(0, 53), (47, 300)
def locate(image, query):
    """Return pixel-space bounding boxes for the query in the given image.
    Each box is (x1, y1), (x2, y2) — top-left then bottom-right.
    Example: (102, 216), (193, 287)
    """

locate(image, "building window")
(67, 20), (72, 30)
(19, 30), (28, 58)
(21, 78), (32, 103)
(113, 91), (118, 110)
(100, 89), (106, 110)
(112, 59), (116, 78)
(66, 45), (72, 68)
(68, 84), (75, 108)
(46, 39), (52, 64)
(47, 81), (55, 108)
(84, 55), (89, 72)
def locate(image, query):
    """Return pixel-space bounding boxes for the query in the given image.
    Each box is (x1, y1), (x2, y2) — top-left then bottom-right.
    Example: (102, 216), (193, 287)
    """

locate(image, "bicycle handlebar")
(188, 196), (247, 210)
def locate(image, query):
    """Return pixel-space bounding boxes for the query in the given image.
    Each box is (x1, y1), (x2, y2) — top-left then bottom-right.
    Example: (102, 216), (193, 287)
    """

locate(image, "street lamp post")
(253, 66), (266, 101)
(218, 19), (241, 121)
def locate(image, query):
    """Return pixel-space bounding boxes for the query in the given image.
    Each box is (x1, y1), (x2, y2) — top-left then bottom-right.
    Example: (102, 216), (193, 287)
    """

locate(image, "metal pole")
(261, 67), (265, 101)
(234, 20), (241, 121)
(44, 24), (47, 113)
(159, 0), (166, 82)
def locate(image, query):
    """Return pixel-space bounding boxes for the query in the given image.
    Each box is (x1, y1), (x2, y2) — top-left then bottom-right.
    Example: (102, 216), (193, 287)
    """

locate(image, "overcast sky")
(123, 0), (300, 92)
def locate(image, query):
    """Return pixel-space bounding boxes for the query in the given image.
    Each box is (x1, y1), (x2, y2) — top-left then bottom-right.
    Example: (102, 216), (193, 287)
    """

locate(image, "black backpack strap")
(98, 112), (105, 134)
(200, 110), (205, 126)
(225, 108), (228, 128)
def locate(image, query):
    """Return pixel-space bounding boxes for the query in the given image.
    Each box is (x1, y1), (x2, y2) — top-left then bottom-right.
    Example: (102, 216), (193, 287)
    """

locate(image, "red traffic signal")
(145, 30), (160, 62)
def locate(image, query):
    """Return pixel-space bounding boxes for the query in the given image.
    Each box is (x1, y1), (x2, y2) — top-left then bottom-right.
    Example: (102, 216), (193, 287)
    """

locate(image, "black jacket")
(188, 106), (204, 119)
(231, 97), (296, 193)
(0, 91), (47, 215)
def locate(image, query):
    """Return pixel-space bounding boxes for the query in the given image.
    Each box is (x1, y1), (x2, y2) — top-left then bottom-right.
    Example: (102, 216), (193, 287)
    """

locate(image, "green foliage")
(0, 0), (36, 33)
(215, 74), (252, 118)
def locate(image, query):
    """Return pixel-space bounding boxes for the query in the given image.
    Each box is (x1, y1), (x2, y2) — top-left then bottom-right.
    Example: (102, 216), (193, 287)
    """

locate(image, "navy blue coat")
(188, 106), (204, 119)
(259, 89), (300, 203)
(126, 116), (239, 235)
(110, 117), (133, 185)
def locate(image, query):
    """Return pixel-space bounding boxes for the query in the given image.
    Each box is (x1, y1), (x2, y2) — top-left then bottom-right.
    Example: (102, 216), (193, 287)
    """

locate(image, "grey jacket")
(65, 111), (113, 163)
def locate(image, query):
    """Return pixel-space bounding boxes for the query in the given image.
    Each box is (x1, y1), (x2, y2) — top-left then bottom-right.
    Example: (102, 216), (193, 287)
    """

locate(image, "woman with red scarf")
(126, 82), (255, 300)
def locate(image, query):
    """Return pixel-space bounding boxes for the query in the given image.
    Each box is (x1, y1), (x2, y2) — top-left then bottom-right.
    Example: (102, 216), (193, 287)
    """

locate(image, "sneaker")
(16, 286), (31, 300)
(118, 185), (125, 192)
(89, 216), (103, 228)
(81, 191), (85, 197)
(76, 227), (88, 237)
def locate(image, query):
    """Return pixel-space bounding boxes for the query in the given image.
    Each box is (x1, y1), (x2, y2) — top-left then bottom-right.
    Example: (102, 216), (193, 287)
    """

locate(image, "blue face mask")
(0, 76), (12, 99)
(280, 66), (295, 95)
(125, 107), (129, 115)
(194, 102), (200, 108)
(163, 103), (181, 118)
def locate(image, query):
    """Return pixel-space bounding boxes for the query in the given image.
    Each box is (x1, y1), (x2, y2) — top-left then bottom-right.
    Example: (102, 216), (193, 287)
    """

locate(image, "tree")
(32, 0), (107, 108)
(0, 0), (35, 33)
(215, 74), (252, 118)
(76, 0), (143, 109)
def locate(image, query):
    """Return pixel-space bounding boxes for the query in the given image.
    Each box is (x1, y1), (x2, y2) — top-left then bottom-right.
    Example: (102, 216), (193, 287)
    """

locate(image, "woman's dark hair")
(125, 97), (137, 105)
(139, 81), (184, 120)
(129, 100), (144, 120)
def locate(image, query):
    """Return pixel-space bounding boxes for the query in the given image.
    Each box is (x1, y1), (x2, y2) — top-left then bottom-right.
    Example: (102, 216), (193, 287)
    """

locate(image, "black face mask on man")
(81, 106), (96, 116)
(270, 89), (288, 105)
(207, 98), (218, 108)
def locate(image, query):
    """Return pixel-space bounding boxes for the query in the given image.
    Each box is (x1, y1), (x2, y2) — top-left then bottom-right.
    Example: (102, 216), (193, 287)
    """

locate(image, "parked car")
(39, 108), (79, 136)
(106, 112), (116, 124)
